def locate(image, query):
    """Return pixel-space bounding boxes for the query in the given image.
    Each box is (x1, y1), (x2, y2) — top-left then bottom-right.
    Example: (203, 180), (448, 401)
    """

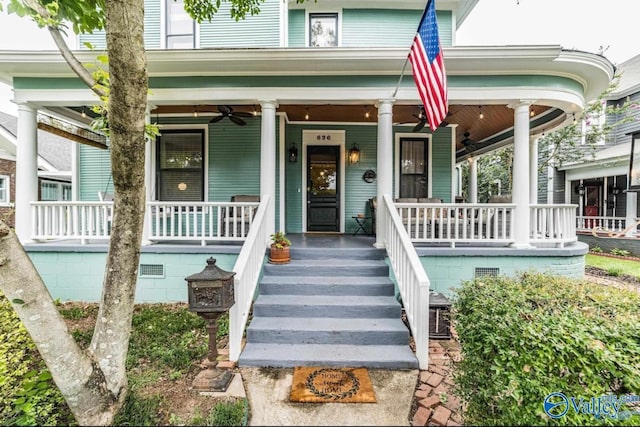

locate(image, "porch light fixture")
(81, 107), (87, 119)
(576, 183), (585, 196)
(530, 108), (535, 117)
(193, 106), (199, 118)
(305, 108), (310, 120)
(364, 106), (370, 119)
(348, 144), (361, 165)
(610, 186), (621, 196)
(573, 113), (577, 125)
(252, 105), (258, 116)
(478, 106), (484, 120)
(288, 143), (298, 163)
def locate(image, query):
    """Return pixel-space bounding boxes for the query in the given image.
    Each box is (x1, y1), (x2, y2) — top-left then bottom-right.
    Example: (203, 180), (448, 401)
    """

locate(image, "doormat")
(289, 367), (376, 403)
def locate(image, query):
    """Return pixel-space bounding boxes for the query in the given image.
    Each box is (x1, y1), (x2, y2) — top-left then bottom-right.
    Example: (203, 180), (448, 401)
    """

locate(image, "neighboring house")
(0, 111), (72, 226)
(0, 0), (615, 369)
(554, 54), (640, 252)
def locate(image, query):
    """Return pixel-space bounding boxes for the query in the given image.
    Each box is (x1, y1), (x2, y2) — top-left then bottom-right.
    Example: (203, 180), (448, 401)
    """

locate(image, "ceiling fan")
(461, 131), (478, 153)
(209, 105), (253, 126)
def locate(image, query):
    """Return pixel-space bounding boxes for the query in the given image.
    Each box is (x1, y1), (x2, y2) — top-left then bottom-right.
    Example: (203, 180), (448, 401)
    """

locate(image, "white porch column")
(625, 191), (637, 237)
(260, 100), (277, 236)
(468, 157), (477, 204)
(510, 101), (533, 248)
(375, 99), (394, 248)
(141, 105), (154, 245)
(529, 136), (539, 204)
(15, 103), (38, 244)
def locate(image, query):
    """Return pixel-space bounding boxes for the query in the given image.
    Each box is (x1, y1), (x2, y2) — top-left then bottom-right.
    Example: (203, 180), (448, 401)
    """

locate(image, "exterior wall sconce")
(576, 183), (585, 195)
(610, 186), (621, 196)
(348, 144), (360, 165)
(288, 143), (298, 163)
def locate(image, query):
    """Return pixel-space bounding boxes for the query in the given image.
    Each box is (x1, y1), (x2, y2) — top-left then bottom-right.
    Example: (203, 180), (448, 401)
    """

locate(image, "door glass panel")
(399, 138), (428, 198)
(310, 152), (336, 196)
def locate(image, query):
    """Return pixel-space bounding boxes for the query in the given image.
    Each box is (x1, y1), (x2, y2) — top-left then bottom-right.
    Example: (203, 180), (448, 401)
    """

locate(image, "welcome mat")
(290, 367), (377, 403)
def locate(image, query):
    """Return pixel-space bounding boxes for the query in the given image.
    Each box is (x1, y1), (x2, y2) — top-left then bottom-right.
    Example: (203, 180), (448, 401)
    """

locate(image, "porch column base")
(373, 242), (385, 249)
(509, 242), (533, 249)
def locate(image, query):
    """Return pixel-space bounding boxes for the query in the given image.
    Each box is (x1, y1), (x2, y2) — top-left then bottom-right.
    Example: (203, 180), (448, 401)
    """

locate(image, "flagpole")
(392, 0), (431, 99)
(391, 56), (410, 98)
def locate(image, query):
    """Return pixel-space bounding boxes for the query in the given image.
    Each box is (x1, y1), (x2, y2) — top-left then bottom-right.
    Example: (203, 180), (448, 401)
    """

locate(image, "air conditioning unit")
(429, 292), (452, 339)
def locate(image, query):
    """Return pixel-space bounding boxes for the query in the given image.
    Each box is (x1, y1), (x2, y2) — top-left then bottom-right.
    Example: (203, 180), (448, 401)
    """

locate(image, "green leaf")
(11, 298), (25, 305)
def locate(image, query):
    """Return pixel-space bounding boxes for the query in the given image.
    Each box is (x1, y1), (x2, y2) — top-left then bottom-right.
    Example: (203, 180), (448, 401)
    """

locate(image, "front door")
(307, 145), (340, 232)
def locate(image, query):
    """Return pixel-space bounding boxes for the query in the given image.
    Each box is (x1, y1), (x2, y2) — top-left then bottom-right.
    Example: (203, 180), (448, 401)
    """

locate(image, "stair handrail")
(229, 194), (270, 362)
(381, 194), (431, 370)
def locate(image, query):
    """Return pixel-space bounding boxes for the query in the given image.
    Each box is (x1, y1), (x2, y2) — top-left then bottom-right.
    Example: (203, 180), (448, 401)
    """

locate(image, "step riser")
(260, 282), (394, 296)
(253, 304), (401, 318)
(263, 265), (389, 277)
(290, 249), (385, 260)
(247, 329), (409, 345)
(239, 358), (418, 369)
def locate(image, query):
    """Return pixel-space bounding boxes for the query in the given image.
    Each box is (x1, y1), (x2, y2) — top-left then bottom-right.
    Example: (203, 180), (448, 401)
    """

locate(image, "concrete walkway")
(239, 367), (419, 426)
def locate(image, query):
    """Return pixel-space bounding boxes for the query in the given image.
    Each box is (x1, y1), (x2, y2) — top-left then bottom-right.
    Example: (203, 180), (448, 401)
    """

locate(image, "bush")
(611, 248), (631, 257)
(452, 272), (640, 426)
(0, 292), (75, 426)
(590, 246), (603, 253)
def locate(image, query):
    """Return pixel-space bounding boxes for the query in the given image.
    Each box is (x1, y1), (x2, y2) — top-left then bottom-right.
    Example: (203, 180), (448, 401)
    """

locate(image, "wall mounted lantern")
(576, 183), (585, 196)
(610, 186), (621, 196)
(288, 143), (298, 163)
(348, 144), (360, 165)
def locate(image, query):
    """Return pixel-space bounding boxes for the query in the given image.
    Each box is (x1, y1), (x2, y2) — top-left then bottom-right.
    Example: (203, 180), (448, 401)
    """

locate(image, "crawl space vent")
(139, 264), (165, 278)
(474, 267), (499, 278)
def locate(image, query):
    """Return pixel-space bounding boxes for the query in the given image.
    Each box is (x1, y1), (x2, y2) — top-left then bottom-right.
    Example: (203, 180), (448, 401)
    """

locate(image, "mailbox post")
(185, 257), (236, 392)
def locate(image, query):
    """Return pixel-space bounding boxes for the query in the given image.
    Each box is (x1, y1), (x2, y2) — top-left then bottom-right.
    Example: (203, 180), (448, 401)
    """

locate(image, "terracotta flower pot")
(269, 245), (290, 264)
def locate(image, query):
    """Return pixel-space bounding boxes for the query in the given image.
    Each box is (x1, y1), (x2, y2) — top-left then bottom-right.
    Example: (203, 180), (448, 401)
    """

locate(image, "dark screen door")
(307, 145), (340, 232)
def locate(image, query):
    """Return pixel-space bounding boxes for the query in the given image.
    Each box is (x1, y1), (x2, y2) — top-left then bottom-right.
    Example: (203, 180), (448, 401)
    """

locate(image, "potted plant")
(269, 231), (291, 264)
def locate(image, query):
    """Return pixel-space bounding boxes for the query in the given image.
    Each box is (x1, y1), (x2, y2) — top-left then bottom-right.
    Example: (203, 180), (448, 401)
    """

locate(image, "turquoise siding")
(287, 9), (305, 47)
(284, 123), (378, 234)
(199, 0), (281, 48)
(420, 254), (586, 296)
(144, 0), (162, 49)
(79, 145), (113, 200)
(431, 128), (453, 201)
(28, 250), (239, 302)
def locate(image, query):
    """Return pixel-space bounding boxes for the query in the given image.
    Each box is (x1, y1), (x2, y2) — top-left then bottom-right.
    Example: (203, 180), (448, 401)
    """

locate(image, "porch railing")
(576, 215), (630, 234)
(31, 202), (114, 245)
(229, 195), (270, 363)
(30, 200), (261, 245)
(530, 204), (577, 247)
(394, 202), (578, 247)
(381, 194), (430, 370)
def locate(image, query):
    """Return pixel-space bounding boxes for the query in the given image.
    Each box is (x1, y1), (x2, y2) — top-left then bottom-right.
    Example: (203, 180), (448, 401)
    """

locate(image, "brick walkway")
(410, 338), (464, 426)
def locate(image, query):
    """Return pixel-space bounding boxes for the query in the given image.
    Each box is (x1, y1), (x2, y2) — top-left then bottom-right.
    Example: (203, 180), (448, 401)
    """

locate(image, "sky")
(1, 0), (639, 115)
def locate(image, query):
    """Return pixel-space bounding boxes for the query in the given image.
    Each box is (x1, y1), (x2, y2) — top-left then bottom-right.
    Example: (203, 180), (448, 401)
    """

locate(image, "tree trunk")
(88, 0), (149, 413)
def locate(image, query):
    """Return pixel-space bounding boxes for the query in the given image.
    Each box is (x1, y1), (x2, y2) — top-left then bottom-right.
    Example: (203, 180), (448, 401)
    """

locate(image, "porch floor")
(286, 233), (376, 249)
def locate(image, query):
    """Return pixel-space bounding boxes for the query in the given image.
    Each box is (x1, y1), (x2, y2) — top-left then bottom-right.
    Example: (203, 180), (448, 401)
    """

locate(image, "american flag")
(408, 0), (448, 132)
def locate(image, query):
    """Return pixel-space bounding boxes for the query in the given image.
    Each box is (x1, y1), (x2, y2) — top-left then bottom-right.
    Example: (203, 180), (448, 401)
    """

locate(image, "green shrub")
(0, 293), (75, 426)
(607, 267), (623, 277)
(590, 246), (603, 253)
(610, 248), (631, 257)
(452, 272), (640, 426)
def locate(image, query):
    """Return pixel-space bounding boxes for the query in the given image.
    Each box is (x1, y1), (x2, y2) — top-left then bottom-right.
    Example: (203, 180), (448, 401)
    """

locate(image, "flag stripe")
(408, 0), (448, 131)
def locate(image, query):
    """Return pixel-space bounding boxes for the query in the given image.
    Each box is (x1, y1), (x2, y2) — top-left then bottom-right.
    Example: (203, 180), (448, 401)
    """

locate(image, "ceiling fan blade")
(413, 121), (426, 132)
(233, 111), (254, 118)
(209, 115), (225, 124)
(229, 115), (247, 126)
(218, 105), (232, 115)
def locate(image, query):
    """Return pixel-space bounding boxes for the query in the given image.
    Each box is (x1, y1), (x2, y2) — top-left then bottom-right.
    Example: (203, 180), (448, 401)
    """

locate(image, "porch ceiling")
(149, 103), (554, 160)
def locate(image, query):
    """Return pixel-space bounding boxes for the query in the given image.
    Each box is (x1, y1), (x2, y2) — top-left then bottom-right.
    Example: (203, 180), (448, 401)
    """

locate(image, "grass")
(586, 253), (640, 278)
(1, 299), (246, 426)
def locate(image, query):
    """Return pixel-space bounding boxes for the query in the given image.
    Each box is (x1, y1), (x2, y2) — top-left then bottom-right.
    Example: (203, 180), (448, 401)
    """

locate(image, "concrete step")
(238, 343), (419, 369)
(252, 294), (401, 318)
(263, 259), (389, 277)
(290, 247), (385, 260)
(246, 317), (409, 345)
(259, 275), (395, 296)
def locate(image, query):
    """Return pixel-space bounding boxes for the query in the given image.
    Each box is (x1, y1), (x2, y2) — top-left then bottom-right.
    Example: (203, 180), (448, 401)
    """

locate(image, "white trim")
(0, 174), (9, 204)
(301, 129), (346, 233)
(393, 132), (432, 198)
(151, 124), (209, 201)
(278, 114), (285, 232)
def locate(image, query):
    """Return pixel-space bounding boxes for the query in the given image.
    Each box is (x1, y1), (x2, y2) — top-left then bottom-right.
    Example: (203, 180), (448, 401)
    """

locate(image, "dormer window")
(309, 13), (339, 47)
(166, 0), (195, 49)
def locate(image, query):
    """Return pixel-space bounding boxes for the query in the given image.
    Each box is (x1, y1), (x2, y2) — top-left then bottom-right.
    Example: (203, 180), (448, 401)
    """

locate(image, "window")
(399, 138), (428, 198)
(0, 175), (8, 204)
(40, 180), (72, 201)
(166, 0), (195, 49)
(309, 13), (338, 47)
(156, 130), (204, 201)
